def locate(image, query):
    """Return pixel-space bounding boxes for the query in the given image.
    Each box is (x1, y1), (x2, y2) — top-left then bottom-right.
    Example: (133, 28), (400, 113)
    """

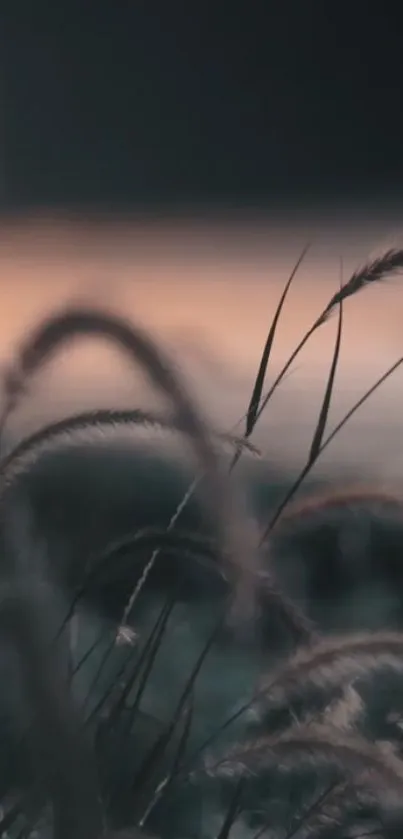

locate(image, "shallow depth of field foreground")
(2, 246), (403, 839)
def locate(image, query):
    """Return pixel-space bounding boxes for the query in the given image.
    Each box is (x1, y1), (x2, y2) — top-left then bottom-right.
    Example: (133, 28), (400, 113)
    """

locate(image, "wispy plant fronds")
(255, 569), (316, 645)
(200, 725), (401, 839)
(66, 527), (315, 646)
(316, 685), (364, 733)
(58, 527), (225, 640)
(250, 248), (403, 433)
(284, 780), (377, 839)
(0, 404), (259, 646)
(318, 248), (403, 326)
(82, 526), (225, 582)
(2, 249), (403, 839)
(256, 632), (403, 718)
(0, 508), (104, 839)
(0, 306), (263, 626)
(278, 485), (403, 526)
(204, 722), (403, 798)
(177, 631), (403, 782)
(0, 407), (259, 489)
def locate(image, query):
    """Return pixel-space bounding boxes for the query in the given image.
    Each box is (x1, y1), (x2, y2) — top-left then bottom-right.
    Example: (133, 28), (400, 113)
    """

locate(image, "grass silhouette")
(0, 249), (403, 837)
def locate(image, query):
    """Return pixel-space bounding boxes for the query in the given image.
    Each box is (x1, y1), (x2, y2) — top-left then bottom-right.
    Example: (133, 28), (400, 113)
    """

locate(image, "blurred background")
(2, 4), (403, 481)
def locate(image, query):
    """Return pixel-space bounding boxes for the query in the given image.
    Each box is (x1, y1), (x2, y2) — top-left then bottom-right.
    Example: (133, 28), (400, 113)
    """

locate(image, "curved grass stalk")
(0, 306), (264, 628)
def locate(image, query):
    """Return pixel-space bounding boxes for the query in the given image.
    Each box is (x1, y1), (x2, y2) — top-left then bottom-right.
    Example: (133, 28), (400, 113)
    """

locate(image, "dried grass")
(256, 632), (403, 717)
(0, 306), (265, 629)
(1, 249), (403, 838)
(204, 722), (403, 799)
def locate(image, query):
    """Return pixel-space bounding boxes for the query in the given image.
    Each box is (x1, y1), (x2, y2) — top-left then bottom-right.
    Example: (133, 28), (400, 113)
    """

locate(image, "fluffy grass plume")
(1, 248), (403, 838)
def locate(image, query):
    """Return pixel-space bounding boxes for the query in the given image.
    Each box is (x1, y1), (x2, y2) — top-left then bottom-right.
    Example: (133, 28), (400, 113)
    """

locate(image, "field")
(1, 248), (403, 838)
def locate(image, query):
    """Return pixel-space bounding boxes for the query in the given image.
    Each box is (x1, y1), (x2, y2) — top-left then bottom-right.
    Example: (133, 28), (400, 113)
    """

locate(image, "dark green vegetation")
(1, 250), (403, 838)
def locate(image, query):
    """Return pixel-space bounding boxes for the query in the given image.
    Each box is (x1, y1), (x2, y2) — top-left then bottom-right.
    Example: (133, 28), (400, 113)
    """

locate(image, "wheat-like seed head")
(204, 721), (403, 797)
(0, 307), (266, 632)
(318, 248), (403, 325)
(257, 631), (403, 716)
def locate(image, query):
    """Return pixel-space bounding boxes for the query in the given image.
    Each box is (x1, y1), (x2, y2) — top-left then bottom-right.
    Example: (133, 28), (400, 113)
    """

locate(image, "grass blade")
(251, 249), (403, 431)
(245, 246), (310, 439)
(261, 353), (403, 541)
(215, 777), (245, 839)
(0, 306), (262, 628)
(229, 246), (309, 474)
(308, 294), (343, 465)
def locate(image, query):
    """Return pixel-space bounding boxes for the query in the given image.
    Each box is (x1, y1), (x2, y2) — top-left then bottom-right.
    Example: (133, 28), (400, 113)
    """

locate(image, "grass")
(0, 248), (403, 837)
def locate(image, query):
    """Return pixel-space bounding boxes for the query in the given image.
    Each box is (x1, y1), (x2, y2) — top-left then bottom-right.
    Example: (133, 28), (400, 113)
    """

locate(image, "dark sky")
(4, 4), (403, 212)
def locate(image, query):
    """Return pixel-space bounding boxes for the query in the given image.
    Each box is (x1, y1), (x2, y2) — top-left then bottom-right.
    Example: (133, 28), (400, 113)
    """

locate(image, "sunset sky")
(1, 210), (403, 481)
(5, 4), (403, 487)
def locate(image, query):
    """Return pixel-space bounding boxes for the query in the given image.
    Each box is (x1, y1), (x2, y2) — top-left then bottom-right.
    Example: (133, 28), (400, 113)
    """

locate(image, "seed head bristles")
(250, 249), (403, 434)
(0, 506), (104, 839)
(62, 526), (227, 626)
(0, 406), (260, 638)
(249, 779), (376, 839)
(278, 485), (403, 526)
(281, 779), (376, 839)
(165, 631), (403, 786)
(0, 406), (257, 640)
(61, 527), (315, 647)
(257, 632), (403, 718)
(138, 530), (311, 651)
(256, 569), (316, 645)
(0, 407), (259, 489)
(318, 248), (403, 326)
(203, 722), (403, 800)
(0, 305), (262, 628)
(89, 526), (224, 579)
(49, 521), (313, 654)
(315, 685), (364, 733)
